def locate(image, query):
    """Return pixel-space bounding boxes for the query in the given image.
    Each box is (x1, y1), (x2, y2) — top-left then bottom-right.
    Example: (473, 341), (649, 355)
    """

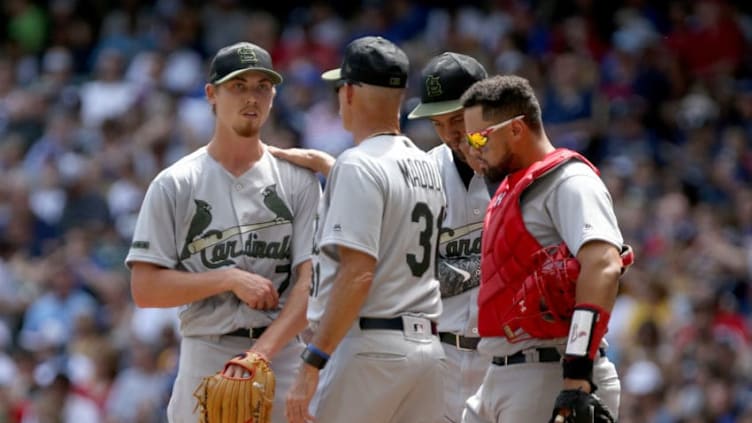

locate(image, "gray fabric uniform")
(463, 161), (623, 423)
(125, 145), (321, 423)
(428, 144), (490, 422)
(308, 134), (447, 423)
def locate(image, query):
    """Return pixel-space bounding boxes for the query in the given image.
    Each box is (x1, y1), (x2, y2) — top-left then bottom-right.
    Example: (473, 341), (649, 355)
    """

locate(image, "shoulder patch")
(131, 241), (150, 249)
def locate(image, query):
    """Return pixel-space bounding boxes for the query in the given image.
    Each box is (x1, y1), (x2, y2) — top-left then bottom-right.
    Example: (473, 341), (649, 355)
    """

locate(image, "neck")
(523, 134), (556, 164)
(347, 85), (404, 144)
(351, 122), (400, 144)
(207, 126), (264, 176)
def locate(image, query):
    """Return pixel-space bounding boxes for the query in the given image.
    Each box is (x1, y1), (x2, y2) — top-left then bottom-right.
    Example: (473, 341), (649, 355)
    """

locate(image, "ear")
(346, 83), (355, 105)
(510, 118), (524, 138)
(205, 83), (216, 106)
(269, 86), (277, 110)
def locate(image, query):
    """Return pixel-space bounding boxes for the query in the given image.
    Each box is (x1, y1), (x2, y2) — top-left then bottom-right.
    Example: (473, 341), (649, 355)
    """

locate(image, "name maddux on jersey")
(397, 158), (442, 192)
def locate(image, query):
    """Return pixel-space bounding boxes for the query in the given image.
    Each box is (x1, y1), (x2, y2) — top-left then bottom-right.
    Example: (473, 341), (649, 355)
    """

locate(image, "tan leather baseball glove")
(194, 351), (275, 423)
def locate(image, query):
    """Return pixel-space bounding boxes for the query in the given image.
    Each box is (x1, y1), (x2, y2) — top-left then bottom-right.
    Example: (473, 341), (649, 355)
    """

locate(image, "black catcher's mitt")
(549, 389), (615, 423)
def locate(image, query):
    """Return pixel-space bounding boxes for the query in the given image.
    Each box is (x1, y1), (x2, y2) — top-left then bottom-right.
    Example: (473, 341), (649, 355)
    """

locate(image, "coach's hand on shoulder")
(224, 268), (279, 310)
(267, 145), (335, 177)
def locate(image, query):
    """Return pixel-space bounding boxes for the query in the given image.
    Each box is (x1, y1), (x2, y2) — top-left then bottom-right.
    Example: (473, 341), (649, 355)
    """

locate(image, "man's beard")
(233, 121), (259, 138)
(484, 153), (515, 184)
(484, 166), (507, 184)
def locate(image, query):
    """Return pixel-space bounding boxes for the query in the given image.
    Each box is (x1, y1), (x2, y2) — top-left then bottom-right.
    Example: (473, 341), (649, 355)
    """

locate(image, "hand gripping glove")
(549, 389), (615, 423)
(194, 351), (275, 423)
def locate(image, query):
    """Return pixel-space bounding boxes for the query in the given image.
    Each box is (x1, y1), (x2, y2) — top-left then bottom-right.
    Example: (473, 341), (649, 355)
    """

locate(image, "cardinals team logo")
(181, 199), (213, 259)
(237, 46), (258, 64)
(261, 184), (293, 221)
(180, 188), (294, 266)
(425, 75), (442, 98)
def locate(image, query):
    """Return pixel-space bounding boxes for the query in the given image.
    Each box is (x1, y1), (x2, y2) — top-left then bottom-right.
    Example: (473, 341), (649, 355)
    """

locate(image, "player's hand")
(222, 362), (252, 378)
(222, 350), (270, 378)
(267, 145), (335, 177)
(224, 268), (279, 310)
(285, 364), (319, 423)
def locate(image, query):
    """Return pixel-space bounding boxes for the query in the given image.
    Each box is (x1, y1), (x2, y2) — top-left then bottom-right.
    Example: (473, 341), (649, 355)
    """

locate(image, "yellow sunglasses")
(466, 115), (525, 149)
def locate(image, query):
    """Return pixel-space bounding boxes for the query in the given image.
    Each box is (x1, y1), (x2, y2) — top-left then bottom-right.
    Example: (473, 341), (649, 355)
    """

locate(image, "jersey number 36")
(406, 202), (444, 278)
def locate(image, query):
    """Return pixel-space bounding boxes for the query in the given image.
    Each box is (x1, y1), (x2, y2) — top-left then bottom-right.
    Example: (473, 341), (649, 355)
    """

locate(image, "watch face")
(301, 346), (328, 369)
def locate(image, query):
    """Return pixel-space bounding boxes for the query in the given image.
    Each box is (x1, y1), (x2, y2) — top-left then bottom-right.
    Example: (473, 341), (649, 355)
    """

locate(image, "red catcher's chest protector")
(477, 148), (599, 341)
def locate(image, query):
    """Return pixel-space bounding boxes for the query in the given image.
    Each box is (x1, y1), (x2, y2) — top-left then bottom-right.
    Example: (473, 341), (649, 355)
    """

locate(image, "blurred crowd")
(1, 0), (752, 422)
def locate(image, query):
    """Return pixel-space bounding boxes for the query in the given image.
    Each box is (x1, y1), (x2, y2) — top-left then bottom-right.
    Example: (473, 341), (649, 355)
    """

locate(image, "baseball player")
(459, 75), (633, 422)
(284, 36), (447, 423)
(125, 42), (321, 423)
(407, 52), (491, 422)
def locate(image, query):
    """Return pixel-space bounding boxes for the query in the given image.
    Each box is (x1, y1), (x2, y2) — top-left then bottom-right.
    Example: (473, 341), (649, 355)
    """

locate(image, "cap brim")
(321, 68), (342, 82)
(407, 99), (464, 119)
(214, 67), (283, 85)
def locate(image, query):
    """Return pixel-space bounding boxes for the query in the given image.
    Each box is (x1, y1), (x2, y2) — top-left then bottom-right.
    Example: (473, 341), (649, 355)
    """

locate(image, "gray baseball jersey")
(428, 144), (490, 336)
(307, 134), (445, 323)
(465, 160), (624, 423)
(125, 145), (321, 337)
(478, 160), (624, 357)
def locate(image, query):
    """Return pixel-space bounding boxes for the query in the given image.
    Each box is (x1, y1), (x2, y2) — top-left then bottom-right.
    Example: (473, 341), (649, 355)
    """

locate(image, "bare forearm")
(253, 262), (312, 358)
(130, 264), (231, 307)
(267, 146), (335, 178)
(563, 242), (623, 393)
(311, 270), (372, 354)
(574, 243), (622, 310)
(574, 265), (620, 311)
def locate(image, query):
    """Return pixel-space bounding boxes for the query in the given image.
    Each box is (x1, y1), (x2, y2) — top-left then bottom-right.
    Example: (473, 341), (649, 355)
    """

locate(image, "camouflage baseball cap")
(208, 42), (283, 85)
(322, 36), (409, 88)
(408, 52), (487, 119)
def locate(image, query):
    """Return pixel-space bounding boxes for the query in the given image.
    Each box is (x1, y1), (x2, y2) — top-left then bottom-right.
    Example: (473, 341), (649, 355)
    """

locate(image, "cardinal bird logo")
(262, 184), (293, 222)
(180, 199), (212, 259)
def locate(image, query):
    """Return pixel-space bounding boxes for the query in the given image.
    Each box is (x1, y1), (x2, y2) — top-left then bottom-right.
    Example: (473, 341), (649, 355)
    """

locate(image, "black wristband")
(300, 344), (329, 369)
(562, 356), (597, 392)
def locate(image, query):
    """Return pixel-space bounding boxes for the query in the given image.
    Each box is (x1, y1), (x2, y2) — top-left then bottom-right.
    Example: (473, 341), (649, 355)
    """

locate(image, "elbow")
(130, 279), (152, 307)
(596, 257), (623, 299)
(130, 266), (159, 307)
(604, 264), (622, 289)
(353, 271), (374, 293)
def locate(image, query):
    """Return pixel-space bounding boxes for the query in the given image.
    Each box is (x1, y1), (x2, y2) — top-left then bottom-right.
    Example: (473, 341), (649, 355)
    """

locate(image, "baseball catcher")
(194, 351), (275, 423)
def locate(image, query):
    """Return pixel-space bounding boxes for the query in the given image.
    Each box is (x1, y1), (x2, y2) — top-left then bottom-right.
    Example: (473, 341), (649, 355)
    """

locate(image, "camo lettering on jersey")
(125, 146), (321, 337)
(440, 222), (483, 257)
(397, 158), (443, 192)
(179, 192), (293, 269)
(307, 135), (444, 323)
(427, 143), (490, 335)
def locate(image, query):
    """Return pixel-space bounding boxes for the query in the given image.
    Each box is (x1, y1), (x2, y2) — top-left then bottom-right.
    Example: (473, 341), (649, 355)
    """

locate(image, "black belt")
(439, 332), (480, 351)
(359, 317), (438, 335)
(225, 326), (268, 339)
(492, 347), (561, 366)
(492, 347), (606, 367)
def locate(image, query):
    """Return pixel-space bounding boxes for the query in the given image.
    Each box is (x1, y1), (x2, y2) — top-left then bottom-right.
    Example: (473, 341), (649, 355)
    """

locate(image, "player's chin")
(233, 123), (259, 138)
(485, 167), (506, 183)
